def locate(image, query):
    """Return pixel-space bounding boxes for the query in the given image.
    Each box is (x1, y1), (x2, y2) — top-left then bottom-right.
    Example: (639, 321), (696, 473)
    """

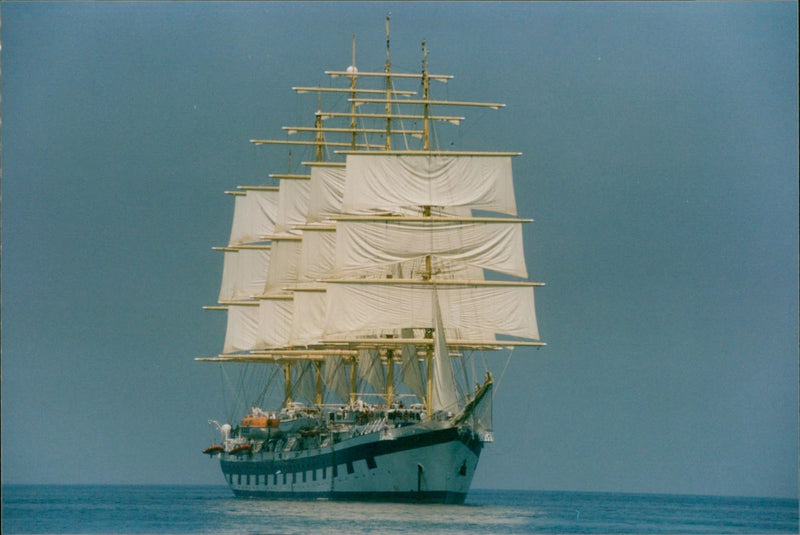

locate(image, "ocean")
(2, 485), (797, 534)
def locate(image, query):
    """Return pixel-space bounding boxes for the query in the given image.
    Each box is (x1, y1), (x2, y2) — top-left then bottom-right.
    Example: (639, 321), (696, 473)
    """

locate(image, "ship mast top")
(384, 14), (392, 151)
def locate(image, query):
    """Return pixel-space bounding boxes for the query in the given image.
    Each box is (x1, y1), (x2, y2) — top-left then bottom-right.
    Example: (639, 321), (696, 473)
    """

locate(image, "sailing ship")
(198, 22), (544, 504)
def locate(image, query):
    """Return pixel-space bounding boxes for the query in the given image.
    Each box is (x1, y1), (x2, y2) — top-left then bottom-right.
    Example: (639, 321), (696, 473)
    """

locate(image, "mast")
(422, 40), (430, 151)
(384, 15), (392, 150)
(349, 356), (357, 405)
(422, 39), (433, 418)
(314, 93), (324, 162)
(284, 364), (292, 406)
(314, 361), (323, 405)
(425, 330), (433, 418)
(386, 346), (395, 406)
(349, 34), (357, 150)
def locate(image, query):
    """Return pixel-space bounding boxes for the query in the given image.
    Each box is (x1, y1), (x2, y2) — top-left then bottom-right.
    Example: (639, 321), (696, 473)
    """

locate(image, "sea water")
(2, 485), (797, 534)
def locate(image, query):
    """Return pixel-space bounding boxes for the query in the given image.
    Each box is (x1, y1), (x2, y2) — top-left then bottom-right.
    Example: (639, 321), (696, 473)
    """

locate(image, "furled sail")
(341, 154), (517, 215)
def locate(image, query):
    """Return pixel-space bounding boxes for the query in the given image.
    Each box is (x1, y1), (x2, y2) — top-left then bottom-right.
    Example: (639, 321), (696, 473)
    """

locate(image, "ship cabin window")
(237, 474), (242, 485)
(292, 472), (296, 484)
(313, 469), (317, 481)
(366, 456), (377, 470)
(346, 461), (354, 475)
(302, 470), (307, 483)
(323, 466), (327, 479)
(246, 475), (250, 485)
(273, 473), (278, 485)
(282, 473), (287, 485)
(332, 464), (338, 478)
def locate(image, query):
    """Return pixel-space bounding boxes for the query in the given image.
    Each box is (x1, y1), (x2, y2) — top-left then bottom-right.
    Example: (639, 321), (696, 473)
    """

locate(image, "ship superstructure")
(198, 22), (544, 503)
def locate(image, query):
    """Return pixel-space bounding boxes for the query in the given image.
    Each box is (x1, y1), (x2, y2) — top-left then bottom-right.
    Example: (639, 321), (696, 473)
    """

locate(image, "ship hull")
(219, 424), (483, 504)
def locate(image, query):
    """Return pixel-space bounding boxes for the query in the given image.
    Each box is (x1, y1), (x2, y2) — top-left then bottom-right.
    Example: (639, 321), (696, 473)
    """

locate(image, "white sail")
(335, 218), (528, 278)
(222, 303), (260, 354)
(228, 188), (279, 245)
(263, 237), (302, 295)
(218, 248), (271, 302)
(307, 164), (347, 223)
(299, 225), (484, 281)
(324, 281), (539, 341)
(288, 288), (327, 346)
(275, 177), (311, 234)
(431, 290), (459, 413)
(400, 327), (425, 402)
(292, 361), (317, 404)
(324, 355), (351, 403)
(255, 297), (293, 349)
(297, 227), (337, 282)
(358, 348), (386, 394)
(341, 154), (517, 215)
(218, 250), (239, 303)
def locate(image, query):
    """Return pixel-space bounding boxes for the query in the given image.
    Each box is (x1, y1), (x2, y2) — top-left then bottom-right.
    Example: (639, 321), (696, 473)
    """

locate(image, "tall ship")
(198, 22), (544, 504)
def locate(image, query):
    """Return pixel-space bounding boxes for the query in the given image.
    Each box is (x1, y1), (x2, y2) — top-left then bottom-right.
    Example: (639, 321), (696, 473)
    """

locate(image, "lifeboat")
(241, 412), (280, 428)
(202, 445), (224, 456)
(240, 414), (280, 439)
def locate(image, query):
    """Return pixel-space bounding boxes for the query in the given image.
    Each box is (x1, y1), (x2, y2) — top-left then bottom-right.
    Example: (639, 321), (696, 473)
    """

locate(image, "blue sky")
(1, 2), (797, 498)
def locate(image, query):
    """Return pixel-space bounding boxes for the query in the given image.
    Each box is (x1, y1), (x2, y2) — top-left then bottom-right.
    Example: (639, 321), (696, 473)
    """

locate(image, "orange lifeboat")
(202, 445), (224, 456)
(240, 415), (280, 428)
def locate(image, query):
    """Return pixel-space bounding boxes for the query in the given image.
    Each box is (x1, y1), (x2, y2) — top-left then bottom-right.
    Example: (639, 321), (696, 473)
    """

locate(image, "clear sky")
(1, 2), (797, 498)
